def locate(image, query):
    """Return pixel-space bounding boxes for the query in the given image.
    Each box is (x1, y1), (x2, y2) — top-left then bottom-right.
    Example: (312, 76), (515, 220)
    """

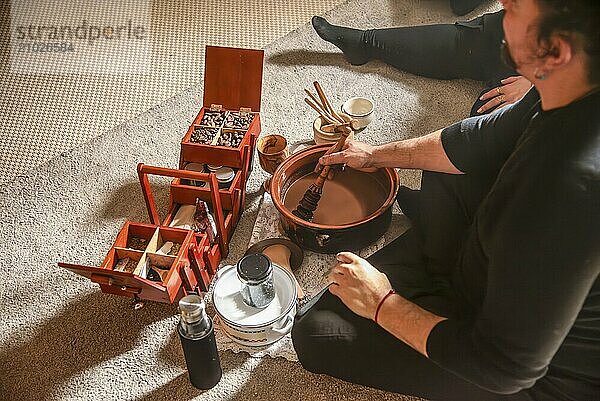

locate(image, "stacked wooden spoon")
(292, 82), (356, 222)
(304, 81), (360, 132)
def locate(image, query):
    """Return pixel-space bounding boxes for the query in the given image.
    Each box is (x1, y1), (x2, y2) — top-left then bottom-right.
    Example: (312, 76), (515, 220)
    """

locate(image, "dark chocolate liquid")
(283, 169), (388, 225)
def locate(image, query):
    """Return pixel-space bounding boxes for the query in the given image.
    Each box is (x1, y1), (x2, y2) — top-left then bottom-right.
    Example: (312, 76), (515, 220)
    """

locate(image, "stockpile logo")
(10, 0), (151, 74)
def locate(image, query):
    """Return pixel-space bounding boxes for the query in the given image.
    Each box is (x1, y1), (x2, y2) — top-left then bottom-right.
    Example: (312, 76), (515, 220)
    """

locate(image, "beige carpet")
(0, 0), (500, 400)
(0, 0), (344, 185)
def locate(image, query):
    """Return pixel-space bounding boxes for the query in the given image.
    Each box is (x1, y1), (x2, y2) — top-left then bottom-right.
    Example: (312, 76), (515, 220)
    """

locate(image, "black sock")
(311, 16), (371, 66)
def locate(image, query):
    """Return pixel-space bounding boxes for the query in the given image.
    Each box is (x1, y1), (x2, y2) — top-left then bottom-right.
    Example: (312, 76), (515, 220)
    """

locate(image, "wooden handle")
(304, 98), (336, 125)
(313, 166), (330, 190)
(262, 245), (305, 298)
(331, 126), (351, 153)
(304, 89), (328, 116)
(314, 81), (345, 124)
(313, 127), (351, 190)
(138, 163), (212, 182)
(137, 163), (227, 256)
(319, 126), (352, 188)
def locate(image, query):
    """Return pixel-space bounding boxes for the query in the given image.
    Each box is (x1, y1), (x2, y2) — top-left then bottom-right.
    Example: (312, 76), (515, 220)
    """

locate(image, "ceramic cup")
(257, 134), (289, 192)
(341, 97), (374, 130)
(183, 162), (207, 187)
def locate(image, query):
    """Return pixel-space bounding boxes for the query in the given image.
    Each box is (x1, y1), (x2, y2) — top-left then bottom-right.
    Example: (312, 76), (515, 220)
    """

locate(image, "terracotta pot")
(270, 144), (399, 253)
(257, 134), (289, 175)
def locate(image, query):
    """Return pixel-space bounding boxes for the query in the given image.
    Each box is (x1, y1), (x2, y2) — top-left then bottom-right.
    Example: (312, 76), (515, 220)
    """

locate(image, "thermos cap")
(179, 294), (206, 324)
(184, 162), (204, 172)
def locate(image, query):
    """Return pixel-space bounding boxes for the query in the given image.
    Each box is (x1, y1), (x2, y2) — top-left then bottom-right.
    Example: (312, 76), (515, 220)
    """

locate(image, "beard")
(501, 39), (519, 71)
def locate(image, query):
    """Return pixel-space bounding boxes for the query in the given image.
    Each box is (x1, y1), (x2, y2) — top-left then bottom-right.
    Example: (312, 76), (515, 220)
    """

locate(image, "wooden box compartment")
(180, 108), (260, 170)
(137, 163), (235, 284)
(164, 202), (231, 282)
(173, 140), (251, 218)
(170, 170), (241, 213)
(179, 46), (264, 170)
(59, 222), (208, 304)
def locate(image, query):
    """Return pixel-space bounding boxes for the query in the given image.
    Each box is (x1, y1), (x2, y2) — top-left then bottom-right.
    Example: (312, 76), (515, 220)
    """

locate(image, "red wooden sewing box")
(59, 46), (264, 307)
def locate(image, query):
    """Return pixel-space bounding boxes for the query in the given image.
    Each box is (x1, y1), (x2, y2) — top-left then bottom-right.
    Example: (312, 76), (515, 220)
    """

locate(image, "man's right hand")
(315, 140), (379, 174)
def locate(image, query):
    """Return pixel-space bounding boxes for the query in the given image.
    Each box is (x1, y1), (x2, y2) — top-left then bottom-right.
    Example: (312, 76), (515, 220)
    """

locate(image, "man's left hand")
(477, 75), (532, 114)
(327, 252), (392, 320)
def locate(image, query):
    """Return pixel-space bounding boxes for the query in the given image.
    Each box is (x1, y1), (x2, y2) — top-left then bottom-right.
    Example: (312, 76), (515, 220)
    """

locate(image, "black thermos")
(178, 294), (222, 389)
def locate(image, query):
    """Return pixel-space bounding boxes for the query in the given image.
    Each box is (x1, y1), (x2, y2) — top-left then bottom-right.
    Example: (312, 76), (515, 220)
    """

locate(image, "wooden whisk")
(292, 126), (351, 222)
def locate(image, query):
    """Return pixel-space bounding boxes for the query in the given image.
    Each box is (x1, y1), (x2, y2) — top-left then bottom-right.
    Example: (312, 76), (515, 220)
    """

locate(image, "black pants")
(364, 10), (515, 115)
(291, 171), (541, 401)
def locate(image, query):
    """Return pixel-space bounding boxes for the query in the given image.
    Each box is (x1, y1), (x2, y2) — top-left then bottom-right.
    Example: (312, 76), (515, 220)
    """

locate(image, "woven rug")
(0, 0), (499, 400)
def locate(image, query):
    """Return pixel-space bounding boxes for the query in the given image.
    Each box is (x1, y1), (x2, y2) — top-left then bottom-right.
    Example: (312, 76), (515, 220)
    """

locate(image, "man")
(291, 1), (599, 400)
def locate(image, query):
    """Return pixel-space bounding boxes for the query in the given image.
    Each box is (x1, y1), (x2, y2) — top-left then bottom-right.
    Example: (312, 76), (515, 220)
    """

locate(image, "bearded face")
(500, 0), (547, 80)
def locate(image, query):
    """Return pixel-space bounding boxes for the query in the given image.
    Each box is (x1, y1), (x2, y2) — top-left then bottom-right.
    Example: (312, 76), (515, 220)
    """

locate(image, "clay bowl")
(312, 113), (355, 145)
(257, 134), (290, 192)
(270, 144), (399, 253)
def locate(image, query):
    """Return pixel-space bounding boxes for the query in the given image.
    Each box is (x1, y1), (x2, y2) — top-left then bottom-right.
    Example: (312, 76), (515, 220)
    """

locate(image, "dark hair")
(535, 0), (600, 84)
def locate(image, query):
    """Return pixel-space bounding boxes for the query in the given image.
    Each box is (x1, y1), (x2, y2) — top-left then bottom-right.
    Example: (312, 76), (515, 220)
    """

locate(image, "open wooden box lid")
(203, 46), (264, 112)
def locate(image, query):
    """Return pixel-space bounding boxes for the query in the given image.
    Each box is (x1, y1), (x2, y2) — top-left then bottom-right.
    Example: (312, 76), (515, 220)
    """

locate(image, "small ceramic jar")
(236, 254), (275, 309)
(205, 164), (223, 173)
(184, 163), (207, 187)
(215, 167), (235, 189)
(312, 114), (355, 145)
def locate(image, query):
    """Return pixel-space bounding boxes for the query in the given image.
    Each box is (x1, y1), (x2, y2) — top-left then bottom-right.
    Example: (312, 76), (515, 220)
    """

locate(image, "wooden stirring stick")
(292, 127), (351, 222)
(304, 89), (328, 115)
(314, 81), (345, 124)
(304, 98), (337, 125)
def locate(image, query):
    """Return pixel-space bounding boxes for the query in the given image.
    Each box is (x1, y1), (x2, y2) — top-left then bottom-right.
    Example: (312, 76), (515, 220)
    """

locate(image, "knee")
(292, 306), (354, 374)
(291, 315), (326, 373)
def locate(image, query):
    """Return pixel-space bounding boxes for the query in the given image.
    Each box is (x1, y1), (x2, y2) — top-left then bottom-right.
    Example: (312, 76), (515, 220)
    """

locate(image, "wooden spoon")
(263, 244), (305, 298)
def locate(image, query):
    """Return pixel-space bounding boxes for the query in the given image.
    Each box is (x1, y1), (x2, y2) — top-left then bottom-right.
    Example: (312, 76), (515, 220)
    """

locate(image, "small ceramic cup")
(257, 134), (289, 192)
(215, 167), (235, 190)
(183, 162), (207, 187)
(341, 97), (374, 130)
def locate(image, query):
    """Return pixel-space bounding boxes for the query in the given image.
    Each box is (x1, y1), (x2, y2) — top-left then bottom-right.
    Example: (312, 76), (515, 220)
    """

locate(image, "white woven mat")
(208, 191), (409, 361)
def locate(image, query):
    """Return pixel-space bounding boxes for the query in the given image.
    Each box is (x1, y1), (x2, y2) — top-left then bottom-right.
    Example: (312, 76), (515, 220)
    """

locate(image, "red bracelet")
(374, 289), (396, 324)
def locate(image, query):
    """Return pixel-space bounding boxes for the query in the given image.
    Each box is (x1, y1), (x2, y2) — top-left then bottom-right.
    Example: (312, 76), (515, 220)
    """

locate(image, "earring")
(534, 68), (548, 80)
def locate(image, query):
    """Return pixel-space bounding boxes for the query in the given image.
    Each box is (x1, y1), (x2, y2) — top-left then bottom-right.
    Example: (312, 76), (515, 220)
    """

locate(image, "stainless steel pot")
(212, 264), (297, 347)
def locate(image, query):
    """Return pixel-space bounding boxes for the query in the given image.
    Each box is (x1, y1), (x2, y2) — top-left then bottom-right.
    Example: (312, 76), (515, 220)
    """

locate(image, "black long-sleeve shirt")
(427, 88), (600, 400)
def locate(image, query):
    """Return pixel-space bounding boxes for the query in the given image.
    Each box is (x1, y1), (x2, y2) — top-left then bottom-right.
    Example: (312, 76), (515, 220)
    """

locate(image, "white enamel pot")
(212, 264), (297, 347)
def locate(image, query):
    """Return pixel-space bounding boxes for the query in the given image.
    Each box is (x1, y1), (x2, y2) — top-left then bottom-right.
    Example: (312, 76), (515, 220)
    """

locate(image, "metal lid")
(184, 162), (205, 172)
(206, 164), (222, 172)
(216, 167), (235, 182)
(236, 253), (272, 283)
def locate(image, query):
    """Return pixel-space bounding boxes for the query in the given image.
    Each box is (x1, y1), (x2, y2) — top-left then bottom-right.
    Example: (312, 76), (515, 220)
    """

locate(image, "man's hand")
(327, 252), (393, 320)
(315, 140), (379, 175)
(477, 75), (532, 114)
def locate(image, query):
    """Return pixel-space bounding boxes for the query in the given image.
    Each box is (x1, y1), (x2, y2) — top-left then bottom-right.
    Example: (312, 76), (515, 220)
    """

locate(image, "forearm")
(371, 130), (463, 174)
(376, 293), (447, 357)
